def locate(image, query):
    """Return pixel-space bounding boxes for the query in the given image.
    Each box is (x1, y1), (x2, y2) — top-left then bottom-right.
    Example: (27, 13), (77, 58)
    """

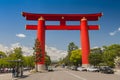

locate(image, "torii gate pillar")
(37, 17), (45, 71)
(81, 17), (90, 67)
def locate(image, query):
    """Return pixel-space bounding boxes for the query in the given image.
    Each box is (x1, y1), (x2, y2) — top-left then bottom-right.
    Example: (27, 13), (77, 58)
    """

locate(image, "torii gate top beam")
(22, 12), (102, 21)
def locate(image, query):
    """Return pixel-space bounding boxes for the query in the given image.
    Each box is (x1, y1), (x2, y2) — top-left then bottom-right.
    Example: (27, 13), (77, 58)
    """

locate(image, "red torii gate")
(22, 12), (102, 70)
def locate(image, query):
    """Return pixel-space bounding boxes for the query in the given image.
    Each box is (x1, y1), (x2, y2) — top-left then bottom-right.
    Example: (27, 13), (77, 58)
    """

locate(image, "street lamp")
(17, 59), (23, 77)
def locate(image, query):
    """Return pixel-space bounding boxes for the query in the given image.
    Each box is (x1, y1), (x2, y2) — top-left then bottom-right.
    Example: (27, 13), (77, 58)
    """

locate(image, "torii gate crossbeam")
(22, 12), (102, 71)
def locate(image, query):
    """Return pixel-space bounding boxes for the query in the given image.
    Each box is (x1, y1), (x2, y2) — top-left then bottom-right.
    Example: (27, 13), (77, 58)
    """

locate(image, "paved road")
(19, 67), (120, 80)
(1, 67), (120, 80)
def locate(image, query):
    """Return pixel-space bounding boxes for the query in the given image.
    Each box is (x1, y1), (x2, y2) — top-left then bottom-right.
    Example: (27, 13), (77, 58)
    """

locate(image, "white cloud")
(0, 43), (33, 56)
(0, 43), (67, 61)
(109, 31), (117, 36)
(45, 45), (67, 61)
(92, 46), (99, 49)
(10, 43), (34, 56)
(22, 46), (33, 56)
(118, 27), (120, 31)
(16, 33), (26, 38)
(11, 43), (20, 49)
(0, 44), (10, 52)
(109, 27), (120, 36)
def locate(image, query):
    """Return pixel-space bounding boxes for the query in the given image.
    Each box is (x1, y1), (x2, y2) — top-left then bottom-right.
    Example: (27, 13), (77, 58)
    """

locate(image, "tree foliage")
(67, 42), (78, 53)
(23, 56), (34, 68)
(64, 42), (78, 65)
(0, 51), (6, 58)
(70, 49), (82, 66)
(0, 58), (9, 68)
(33, 39), (43, 63)
(33, 39), (51, 70)
(0, 43), (120, 71)
(7, 47), (24, 67)
(45, 53), (51, 66)
(114, 56), (120, 69)
(102, 44), (120, 67)
(8, 47), (23, 60)
(0, 47), (24, 69)
(89, 48), (103, 66)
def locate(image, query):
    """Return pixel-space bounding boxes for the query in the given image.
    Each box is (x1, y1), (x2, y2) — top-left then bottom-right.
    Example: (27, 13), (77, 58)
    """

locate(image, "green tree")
(33, 39), (45, 71)
(114, 56), (120, 69)
(102, 44), (120, 67)
(68, 42), (78, 53)
(70, 49), (82, 66)
(7, 47), (23, 67)
(90, 48), (103, 54)
(0, 58), (9, 69)
(64, 42), (78, 65)
(89, 48), (103, 66)
(8, 47), (23, 60)
(45, 54), (51, 67)
(23, 56), (34, 69)
(33, 39), (43, 63)
(0, 51), (9, 68)
(89, 53), (101, 66)
(0, 51), (6, 58)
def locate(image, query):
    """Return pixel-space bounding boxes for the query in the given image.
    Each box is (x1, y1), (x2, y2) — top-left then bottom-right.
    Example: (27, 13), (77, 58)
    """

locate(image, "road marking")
(65, 71), (87, 80)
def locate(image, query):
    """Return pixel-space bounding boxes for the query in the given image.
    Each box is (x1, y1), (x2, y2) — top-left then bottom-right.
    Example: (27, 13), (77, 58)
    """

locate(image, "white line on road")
(64, 71), (87, 80)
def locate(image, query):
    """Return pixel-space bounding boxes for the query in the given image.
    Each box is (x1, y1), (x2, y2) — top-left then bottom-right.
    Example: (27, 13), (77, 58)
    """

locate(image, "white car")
(87, 67), (99, 72)
(77, 67), (87, 71)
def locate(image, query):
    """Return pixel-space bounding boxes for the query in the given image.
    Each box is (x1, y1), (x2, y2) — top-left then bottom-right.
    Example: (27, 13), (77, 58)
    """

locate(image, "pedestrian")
(12, 67), (15, 78)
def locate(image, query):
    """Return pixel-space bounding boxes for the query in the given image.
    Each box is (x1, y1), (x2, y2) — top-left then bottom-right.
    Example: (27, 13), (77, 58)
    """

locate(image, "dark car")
(100, 67), (114, 74)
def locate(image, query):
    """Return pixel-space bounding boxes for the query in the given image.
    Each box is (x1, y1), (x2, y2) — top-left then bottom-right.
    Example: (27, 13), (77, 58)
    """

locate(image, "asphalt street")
(18, 67), (120, 80)
(0, 67), (120, 80)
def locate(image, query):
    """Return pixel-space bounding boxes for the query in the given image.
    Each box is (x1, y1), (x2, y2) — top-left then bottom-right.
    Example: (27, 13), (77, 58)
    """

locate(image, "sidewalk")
(0, 71), (31, 80)
(0, 73), (12, 80)
(115, 69), (120, 75)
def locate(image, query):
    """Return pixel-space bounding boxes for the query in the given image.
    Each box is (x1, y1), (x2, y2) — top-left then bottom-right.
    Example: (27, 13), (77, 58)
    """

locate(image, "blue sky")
(0, 0), (120, 51)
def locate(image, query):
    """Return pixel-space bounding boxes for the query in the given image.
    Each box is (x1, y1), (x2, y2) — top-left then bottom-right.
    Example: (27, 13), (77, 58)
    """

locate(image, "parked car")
(77, 67), (87, 71)
(100, 67), (114, 74)
(70, 66), (77, 71)
(87, 67), (99, 72)
(47, 66), (53, 72)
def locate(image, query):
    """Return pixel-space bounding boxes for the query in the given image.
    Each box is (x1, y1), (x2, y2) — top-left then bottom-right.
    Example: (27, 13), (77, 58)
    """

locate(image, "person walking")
(12, 67), (15, 79)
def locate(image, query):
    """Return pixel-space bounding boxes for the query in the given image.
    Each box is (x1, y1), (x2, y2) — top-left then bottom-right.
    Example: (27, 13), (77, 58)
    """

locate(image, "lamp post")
(17, 59), (23, 77)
